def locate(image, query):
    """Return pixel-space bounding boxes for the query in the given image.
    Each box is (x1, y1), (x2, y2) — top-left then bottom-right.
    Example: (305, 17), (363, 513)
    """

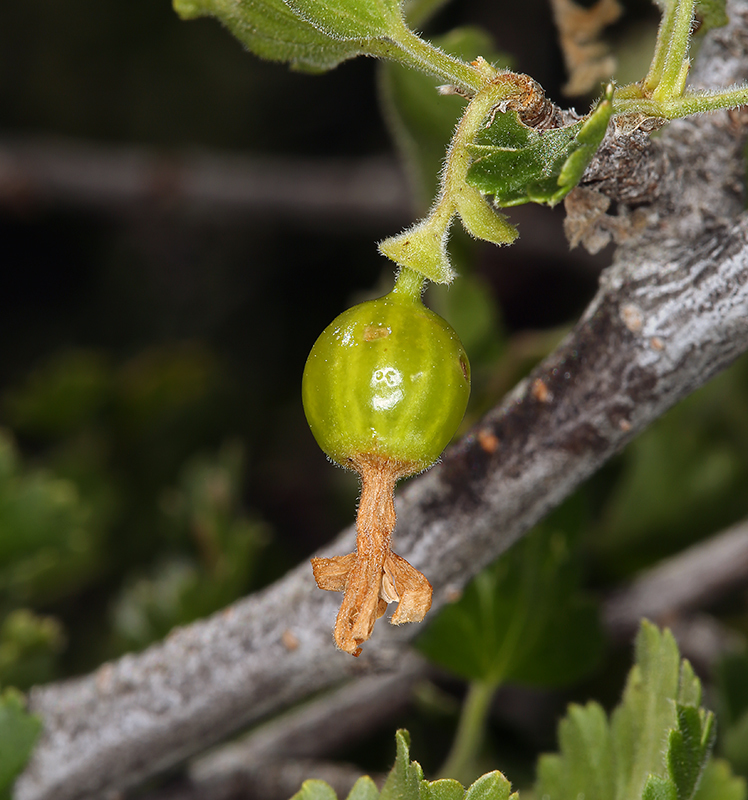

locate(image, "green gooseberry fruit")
(302, 286), (470, 475)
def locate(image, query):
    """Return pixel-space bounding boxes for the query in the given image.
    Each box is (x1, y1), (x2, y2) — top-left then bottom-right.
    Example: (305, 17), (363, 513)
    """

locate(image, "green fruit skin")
(302, 290), (470, 472)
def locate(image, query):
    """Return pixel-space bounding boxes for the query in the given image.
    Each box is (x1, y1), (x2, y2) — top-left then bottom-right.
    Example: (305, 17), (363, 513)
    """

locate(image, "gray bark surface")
(14, 3), (748, 798)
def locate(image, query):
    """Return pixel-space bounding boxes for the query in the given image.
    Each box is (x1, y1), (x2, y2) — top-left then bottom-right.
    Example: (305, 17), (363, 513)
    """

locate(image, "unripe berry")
(304, 277), (471, 656)
(302, 288), (470, 475)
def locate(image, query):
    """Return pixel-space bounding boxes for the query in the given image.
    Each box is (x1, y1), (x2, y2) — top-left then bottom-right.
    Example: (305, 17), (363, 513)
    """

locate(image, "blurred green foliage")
(590, 360), (748, 579)
(0, 344), (270, 684)
(111, 442), (268, 650)
(417, 501), (603, 688)
(716, 650), (748, 779)
(0, 688), (41, 800)
(0, 428), (101, 609)
(0, 611), (64, 691)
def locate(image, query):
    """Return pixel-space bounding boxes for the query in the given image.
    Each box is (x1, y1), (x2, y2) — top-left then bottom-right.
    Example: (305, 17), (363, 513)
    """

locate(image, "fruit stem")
(392, 267), (426, 301)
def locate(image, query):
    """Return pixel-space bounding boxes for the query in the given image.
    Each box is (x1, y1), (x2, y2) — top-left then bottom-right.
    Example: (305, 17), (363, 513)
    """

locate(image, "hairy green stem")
(644, 0), (678, 92)
(652, 0), (695, 101)
(370, 22), (486, 94)
(392, 266), (426, 299)
(613, 85), (748, 117)
(378, 72), (520, 281)
(438, 679), (498, 784)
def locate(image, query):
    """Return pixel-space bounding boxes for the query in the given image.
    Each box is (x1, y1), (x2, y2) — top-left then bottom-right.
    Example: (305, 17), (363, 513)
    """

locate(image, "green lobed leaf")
(380, 730), (424, 800)
(416, 509), (603, 688)
(173, 0), (370, 72)
(420, 779), (465, 800)
(288, 730), (520, 800)
(463, 771), (517, 800)
(610, 622), (685, 797)
(346, 777), (380, 800)
(465, 87), (613, 208)
(535, 621), (721, 800)
(291, 780), (339, 800)
(0, 688), (42, 799)
(667, 705), (716, 799)
(536, 701), (614, 800)
(284, 0), (402, 40)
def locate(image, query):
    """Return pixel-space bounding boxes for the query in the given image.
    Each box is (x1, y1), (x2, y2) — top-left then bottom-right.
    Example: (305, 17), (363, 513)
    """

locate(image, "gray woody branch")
(0, 140), (409, 228)
(15, 2), (748, 798)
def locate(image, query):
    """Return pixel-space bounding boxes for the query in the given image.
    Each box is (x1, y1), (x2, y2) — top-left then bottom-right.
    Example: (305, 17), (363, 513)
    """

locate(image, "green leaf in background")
(592, 356), (748, 579)
(535, 622), (729, 800)
(416, 506), (603, 688)
(694, 0), (728, 31)
(693, 759), (747, 800)
(402, 0), (453, 27)
(463, 771), (517, 800)
(420, 778), (464, 800)
(0, 688), (41, 800)
(347, 777), (380, 800)
(0, 429), (101, 607)
(2, 351), (111, 438)
(379, 27), (510, 210)
(715, 649), (748, 779)
(466, 86), (613, 208)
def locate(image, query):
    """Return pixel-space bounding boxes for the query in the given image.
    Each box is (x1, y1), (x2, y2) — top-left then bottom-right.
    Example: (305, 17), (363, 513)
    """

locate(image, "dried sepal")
(311, 455), (432, 656)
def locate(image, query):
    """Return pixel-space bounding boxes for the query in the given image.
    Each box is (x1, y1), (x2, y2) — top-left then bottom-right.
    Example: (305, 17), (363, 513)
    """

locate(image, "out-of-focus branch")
(186, 654), (424, 791)
(140, 759), (372, 800)
(604, 517), (748, 641)
(0, 138), (410, 228)
(14, 2), (748, 799)
(138, 657), (425, 800)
